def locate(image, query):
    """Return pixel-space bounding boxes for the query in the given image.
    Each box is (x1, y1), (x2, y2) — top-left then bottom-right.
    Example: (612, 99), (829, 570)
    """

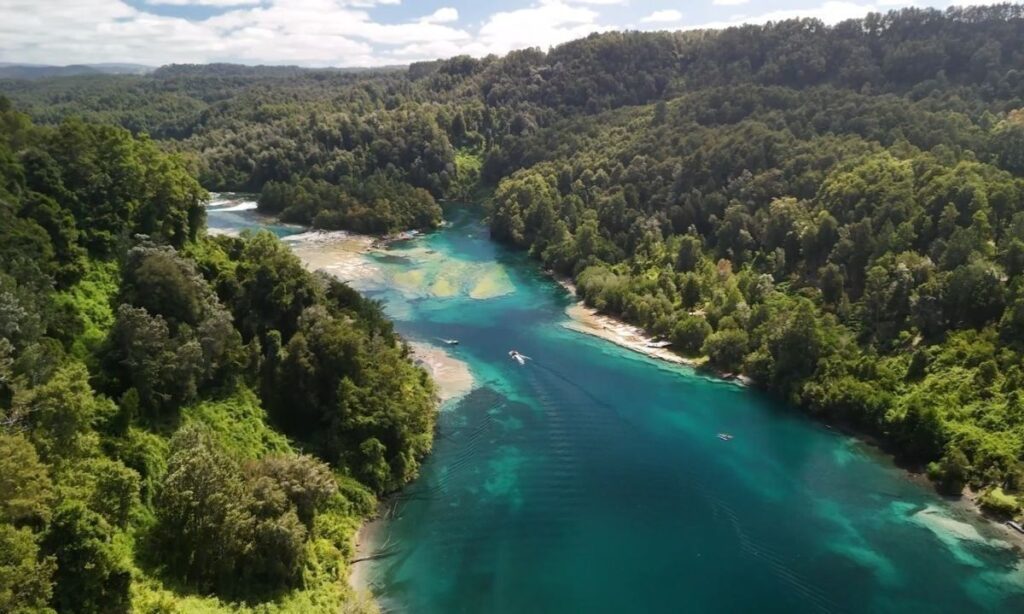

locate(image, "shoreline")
(408, 341), (475, 406)
(220, 212), (1024, 598)
(346, 343), (474, 596)
(554, 274), (699, 367)
(556, 276), (751, 386)
(349, 517), (383, 596)
(554, 272), (1023, 553)
(279, 229), (477, 596)
(955, 487), (1024, 552)
(562, 302), (698, 367)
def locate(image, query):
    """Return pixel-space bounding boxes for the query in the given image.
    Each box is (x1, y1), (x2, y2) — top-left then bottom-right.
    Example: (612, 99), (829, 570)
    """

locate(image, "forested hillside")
(3, 3), (1024, 517)
(0, 98), (434, 612)
(482, 7), (1024, 507)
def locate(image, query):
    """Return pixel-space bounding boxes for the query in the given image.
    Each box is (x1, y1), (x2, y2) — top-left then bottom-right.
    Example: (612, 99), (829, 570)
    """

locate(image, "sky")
(0, 0), (994, 68)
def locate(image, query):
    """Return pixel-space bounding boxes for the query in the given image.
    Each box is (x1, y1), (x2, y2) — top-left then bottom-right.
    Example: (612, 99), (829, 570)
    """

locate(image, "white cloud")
(383, 0), (613, 63)
(641, 9), (683, 23)
(0, 0), (473, 66)
(475, 1), (607, 52)
(687, 0), (917, 29)
(712, 0), (750, 6)
(144, 0), (259, 6)
(420, 7), (459, 24)
(0, 0), (955, 68)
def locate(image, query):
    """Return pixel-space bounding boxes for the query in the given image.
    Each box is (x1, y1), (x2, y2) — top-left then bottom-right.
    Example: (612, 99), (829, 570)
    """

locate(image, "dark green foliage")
(0, 433), (54, 528)
(3, 6), (1024, 604)
(465, 8), (1024, 498)
(671, 315), (711, 356)
(155, 425), (278, 595)
(154, 426), (341, 599)
(0, 524), (56, 614)
(0, 103), (435, 610)
(43, 501), (132, 614)
(263, 300), (435, 492)
(260, 174), (442, 234)
(702, 328), (750, 373)
(251, 454), (338, 529)
(100, 305), (204, 420)
(219, 232), (319, 341)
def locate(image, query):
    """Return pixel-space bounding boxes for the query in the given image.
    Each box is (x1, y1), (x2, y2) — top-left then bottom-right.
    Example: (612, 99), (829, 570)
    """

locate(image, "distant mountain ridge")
(0, 63), (153, 79)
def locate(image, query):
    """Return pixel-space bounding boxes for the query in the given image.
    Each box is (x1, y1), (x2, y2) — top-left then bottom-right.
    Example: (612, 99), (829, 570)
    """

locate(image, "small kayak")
(717, 433), (734, 441)
(441, 338), (459, 345)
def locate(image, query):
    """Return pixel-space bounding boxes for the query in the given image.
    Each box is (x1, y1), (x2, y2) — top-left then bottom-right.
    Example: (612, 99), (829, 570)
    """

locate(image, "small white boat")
(717, 433), (734, 442)
(441, 338), (459, 345)
(508, 350), (529, 365)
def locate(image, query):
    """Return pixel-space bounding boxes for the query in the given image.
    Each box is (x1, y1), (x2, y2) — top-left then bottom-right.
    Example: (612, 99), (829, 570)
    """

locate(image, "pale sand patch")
(409, 341), (475, 405)
(563, 302), (700, 367)
(286, 232), (379, 284)
(908, 504), (1014, 568)
(468, 266), (515, 299)
(349, 519), (381, 593)
(430, 275), (458, 297)
(951, 487), (1024, 552)
(392, 269), (427, 294)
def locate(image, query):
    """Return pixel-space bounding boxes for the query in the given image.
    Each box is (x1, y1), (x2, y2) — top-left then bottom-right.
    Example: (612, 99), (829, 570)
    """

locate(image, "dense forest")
(5, 5), (1024, 607)
(0, 99), (435, 611)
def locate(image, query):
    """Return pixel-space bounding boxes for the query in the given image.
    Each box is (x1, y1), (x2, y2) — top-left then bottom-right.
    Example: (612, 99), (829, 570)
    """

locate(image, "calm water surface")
(208, 198), (1024, 613)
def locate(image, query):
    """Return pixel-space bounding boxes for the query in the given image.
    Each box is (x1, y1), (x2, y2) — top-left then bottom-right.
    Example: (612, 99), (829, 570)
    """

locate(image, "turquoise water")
(209, 201), (1024, 613)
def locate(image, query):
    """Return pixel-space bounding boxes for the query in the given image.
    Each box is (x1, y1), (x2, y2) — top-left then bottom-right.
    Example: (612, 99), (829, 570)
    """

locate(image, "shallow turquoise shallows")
(209, 200), (1024, 613)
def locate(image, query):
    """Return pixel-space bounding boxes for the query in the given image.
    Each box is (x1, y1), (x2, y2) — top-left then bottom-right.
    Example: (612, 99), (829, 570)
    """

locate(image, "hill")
(0, 63), (152, 79)
(3, 2), (1024, 518)
(0, 95), (434, 611)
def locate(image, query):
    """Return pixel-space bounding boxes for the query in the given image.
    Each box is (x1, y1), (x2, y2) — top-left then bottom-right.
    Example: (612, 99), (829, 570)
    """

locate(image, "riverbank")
(955, 487), (1024, 552)
(409, 341), (475, 406)
(285, 232), (476, 406)
(554, 275), (698, 367)
(556, 274), (1024, 551)
(206, 205), (1024, 609)
(282, 229), (478, 601)
(563, 302), (698, 367)
(285, 230), (379, 284)
(349, 520), (379, 595)
(559, 285), (752, 385)
(346, 338), (476, 599)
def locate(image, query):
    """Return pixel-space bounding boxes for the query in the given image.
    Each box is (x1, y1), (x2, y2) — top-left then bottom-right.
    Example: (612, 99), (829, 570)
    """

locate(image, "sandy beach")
(286, 231), (379, 284)
(554, 271), (752, 385)
(551, 271), (696, 366)
(953, 487), (1024, 552)
(349, 514), (392, 598)
(349, 520), (378, 593)
(563, 302), (701, 367)
(347, 342), (474, 596)
(409, 341), (475, 405)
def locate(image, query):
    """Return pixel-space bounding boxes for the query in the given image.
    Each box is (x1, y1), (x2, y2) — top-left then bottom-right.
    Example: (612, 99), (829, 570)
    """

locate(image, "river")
(207, 196), (1024, 613)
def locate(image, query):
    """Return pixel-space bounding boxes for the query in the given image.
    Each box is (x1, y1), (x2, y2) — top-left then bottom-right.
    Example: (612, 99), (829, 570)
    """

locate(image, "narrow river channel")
(208, 196), (1024, 613)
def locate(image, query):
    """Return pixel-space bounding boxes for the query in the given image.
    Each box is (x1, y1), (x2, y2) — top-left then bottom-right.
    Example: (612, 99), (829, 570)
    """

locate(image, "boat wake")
(210, 201), (258, 212)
